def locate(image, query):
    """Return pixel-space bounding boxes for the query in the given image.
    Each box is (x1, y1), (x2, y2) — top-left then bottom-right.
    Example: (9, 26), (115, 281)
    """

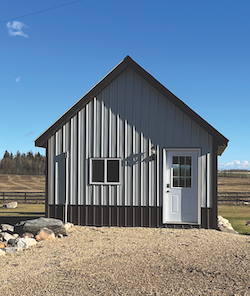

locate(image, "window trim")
(90, 158), (122, 185)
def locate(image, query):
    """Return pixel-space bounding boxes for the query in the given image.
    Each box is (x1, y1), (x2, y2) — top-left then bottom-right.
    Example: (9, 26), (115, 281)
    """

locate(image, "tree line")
(0, 151), (46, 175)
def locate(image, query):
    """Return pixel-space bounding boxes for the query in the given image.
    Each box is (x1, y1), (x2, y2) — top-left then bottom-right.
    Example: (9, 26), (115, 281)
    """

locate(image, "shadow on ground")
(0, 215), (45, 225)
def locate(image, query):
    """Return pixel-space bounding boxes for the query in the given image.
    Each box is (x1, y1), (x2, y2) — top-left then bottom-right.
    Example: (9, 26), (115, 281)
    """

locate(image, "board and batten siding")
(47, 67), (213, 210)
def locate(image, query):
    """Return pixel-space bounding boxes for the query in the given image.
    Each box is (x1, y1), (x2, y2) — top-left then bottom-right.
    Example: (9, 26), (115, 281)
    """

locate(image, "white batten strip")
(156, 145), (159, 207)
(132, 126), (136, 206)
(101, 99), (104, 206)
(207, 152), (212, 207)
(117, 114), (120, 205)
(140, 133), (143, 207)
(125, 119), (127, 206)
(93, 97), (97, 205)
(85, 104), (89, 204)
(109, 106), (112, 206)
(149, 139), (152, 207)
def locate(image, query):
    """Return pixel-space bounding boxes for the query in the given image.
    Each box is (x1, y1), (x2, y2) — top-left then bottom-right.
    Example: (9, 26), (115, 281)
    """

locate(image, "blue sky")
(1, 0), (250, 170)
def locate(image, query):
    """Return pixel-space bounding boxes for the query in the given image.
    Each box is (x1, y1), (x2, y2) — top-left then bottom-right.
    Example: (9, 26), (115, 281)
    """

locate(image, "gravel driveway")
(0, 226), (249, 295)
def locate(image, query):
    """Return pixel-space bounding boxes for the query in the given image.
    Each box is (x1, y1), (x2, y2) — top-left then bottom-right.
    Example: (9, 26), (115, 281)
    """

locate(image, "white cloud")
(15, 77), (20, 82)
(218, 160), (250, 170)
(7, 21), (29, 38)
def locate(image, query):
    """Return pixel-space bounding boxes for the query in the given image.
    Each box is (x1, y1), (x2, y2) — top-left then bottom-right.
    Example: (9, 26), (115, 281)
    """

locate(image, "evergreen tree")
(0, 150), (46, 175)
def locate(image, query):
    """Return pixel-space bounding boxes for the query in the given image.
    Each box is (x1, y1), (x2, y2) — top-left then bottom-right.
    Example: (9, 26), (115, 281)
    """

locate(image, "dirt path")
(0, 226), (249, 295)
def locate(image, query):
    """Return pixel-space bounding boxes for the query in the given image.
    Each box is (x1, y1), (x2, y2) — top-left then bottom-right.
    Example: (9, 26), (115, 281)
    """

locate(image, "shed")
(35, 56), (228, 228)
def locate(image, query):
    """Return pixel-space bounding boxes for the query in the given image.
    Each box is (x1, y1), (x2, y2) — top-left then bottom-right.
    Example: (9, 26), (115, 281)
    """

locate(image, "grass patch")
(0, 203), (45, 217)
(218, 205), (250, 235)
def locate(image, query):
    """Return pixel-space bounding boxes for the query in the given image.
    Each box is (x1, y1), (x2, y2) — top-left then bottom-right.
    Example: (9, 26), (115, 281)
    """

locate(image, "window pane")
(180, 178), (185, 187)
(173, 164), (179, 176)
(180, 156), (185, 165)
(173, 156), (179, 164)
(107, 160), (120, 183)
(186, 178), (191, 187)
(173, 177), (179, 187)
(92, 160), (104, 182)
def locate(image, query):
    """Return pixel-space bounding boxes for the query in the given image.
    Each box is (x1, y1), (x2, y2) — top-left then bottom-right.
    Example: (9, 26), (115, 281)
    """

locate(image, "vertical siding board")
(110, 79), (118, 205)
(125, 69), (134, 206)
(133, 72), (143, 207)
(118, 73), (126, 206)
(150, 87), (159, 207)
(103, 87), (110, 205)
(64, 122), (71, 206)
(78, 110), (84, 205)
(48, 138), (54, 205)
(158, 94), (167, 207)
(182, 114), (192, 147)
(142, 79), (150, 206)
(71, 116), (78, 205)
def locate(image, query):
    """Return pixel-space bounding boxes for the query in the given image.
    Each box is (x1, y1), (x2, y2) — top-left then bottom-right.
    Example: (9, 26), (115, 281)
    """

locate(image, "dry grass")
(218, 176), (250, 192)
(0, 174), (45, 192)
(1, 174), (250, 193)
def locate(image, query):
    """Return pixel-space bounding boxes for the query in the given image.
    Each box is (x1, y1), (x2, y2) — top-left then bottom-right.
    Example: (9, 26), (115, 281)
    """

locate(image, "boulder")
(0, 232), (16, 243)
(10, 238), (29, 251)
(35, 228), (55, 241)
(23, 237), (37, 247)
(21, 232), (34, 238)
(64, 222), (74, 231)
(15, 217), (67, 236)
(2, 202), (17, 209)
(217, 215), (238, 234)
(0, 224), (14, 232)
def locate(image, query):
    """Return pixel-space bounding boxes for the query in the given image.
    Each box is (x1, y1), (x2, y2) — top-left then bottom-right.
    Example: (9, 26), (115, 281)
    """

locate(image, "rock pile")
(0, 218), (73, 256)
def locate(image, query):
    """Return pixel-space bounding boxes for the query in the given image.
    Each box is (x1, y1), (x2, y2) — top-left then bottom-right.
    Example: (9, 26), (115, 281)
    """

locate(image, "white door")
(163, 149), (200, 224)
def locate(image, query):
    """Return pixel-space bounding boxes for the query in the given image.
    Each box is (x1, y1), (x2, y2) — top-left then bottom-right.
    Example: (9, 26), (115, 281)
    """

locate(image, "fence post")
(3, 192), (4, 203)
(25, 192), (27, 203)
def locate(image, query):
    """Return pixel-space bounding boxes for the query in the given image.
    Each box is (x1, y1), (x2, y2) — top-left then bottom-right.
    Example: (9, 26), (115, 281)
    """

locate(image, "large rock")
(217, 215), (238, 234)
(2, 202), (17, 209)
(10, 238), (29, 251)
(15, 217), (67, 236)
(0, 224), (14, 232)
(24, 237), (37, 247)
(0, 232), (16, 243)
(35, 228), (55, 241)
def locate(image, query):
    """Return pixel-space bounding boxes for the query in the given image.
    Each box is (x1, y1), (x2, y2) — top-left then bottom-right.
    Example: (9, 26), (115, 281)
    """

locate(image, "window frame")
(89, 158), (122, 185)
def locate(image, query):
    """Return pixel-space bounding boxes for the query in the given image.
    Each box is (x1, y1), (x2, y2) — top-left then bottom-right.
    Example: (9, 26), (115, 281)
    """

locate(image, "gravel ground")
(0, 226), (249, 296)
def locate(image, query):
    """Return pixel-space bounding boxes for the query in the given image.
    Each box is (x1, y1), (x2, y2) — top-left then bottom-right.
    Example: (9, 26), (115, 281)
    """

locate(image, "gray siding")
(48, 67), (213, 208)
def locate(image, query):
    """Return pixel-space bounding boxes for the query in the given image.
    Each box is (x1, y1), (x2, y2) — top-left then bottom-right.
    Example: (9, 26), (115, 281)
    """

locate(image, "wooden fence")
(0, 192), (45, 204)
(218, 192), (250, 204)
(0, 191), (249, 205)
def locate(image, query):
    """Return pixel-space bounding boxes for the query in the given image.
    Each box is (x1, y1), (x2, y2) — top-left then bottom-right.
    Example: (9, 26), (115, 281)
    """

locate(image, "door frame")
(162, 148), (201, 225)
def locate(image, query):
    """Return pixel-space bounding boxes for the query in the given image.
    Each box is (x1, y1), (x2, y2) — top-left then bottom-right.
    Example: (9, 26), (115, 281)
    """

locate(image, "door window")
(172, 156), (192, 188)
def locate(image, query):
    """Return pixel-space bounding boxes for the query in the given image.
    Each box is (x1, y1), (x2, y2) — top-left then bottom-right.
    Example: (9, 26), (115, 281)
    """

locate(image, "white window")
(90, 158), (121, 185)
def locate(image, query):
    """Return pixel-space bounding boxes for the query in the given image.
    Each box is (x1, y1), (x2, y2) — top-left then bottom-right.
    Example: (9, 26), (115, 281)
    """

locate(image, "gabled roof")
(35, 55), (228, 155)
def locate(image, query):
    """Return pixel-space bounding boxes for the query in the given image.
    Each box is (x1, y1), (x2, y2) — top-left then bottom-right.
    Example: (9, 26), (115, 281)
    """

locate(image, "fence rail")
(0, 191), (249, 205)
(0, 192), (45, 204)
(218, 192), (250, 204)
